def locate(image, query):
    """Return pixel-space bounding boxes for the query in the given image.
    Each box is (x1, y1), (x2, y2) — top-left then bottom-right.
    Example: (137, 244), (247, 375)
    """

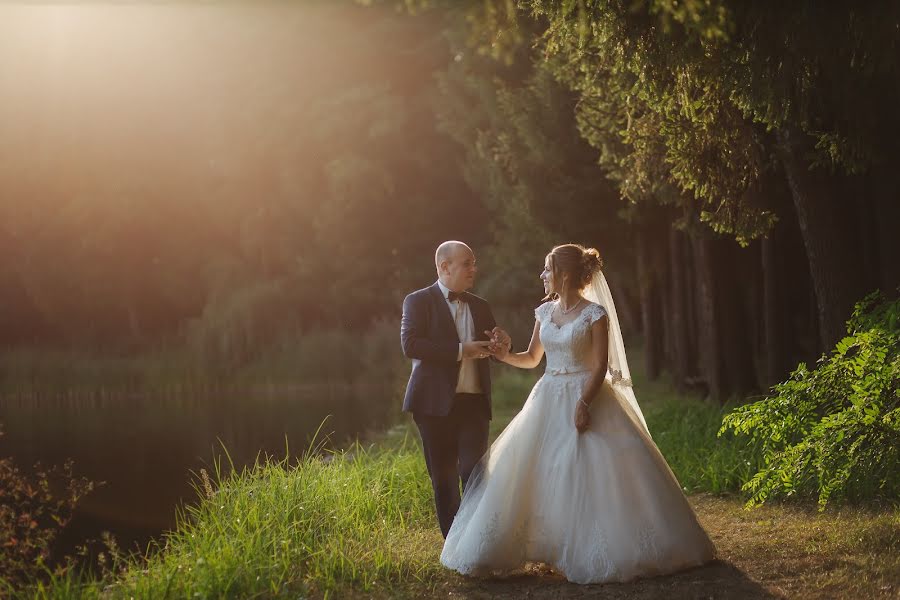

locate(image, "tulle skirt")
(440, 372), (716, 584)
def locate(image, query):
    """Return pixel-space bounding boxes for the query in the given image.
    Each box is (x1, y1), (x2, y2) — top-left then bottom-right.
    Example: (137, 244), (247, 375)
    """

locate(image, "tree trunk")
(667, 227), (692, 391)
(760, 233), (783, 388)
(871, 163), (900, 292)
(690, 232), (722, 400)
(776, 125), (874, 350)
(636, 226), (664, 380)
(690, 229), (761, 402)
(857, 183), (881, 293)
(715, 238), (760, 397)
(756, 169), (800, 388)
(607, 268), (641, 336)
(683, 231), (700, 388)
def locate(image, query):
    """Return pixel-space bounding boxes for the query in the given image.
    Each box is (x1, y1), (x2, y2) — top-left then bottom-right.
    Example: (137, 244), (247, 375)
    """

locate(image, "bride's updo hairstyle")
(544, 243), (603, 300)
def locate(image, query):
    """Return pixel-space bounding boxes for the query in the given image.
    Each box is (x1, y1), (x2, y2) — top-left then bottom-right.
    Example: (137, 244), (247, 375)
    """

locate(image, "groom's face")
(444, 247), (477, 292)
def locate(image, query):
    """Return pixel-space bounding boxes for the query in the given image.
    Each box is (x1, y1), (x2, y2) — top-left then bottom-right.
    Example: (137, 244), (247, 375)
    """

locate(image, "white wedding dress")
(440, 296), (716, 584)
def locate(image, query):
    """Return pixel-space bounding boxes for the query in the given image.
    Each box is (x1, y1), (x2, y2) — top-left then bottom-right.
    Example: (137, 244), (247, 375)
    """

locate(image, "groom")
(401, 241), (509, 538)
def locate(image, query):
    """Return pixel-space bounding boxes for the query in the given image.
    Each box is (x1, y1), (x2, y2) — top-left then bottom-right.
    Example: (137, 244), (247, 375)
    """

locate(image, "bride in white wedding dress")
(440, 244), (715, 584)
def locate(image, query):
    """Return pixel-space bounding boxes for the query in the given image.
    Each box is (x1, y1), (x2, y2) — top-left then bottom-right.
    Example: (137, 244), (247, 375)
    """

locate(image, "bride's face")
(541, 260), (555, 295)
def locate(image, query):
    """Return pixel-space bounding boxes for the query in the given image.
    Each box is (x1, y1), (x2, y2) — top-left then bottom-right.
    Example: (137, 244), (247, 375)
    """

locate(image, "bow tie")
(448, 291), (467, 303)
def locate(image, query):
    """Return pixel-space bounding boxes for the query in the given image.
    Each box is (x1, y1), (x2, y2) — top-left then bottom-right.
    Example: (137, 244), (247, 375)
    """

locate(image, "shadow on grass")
(442, 560), (781, 599)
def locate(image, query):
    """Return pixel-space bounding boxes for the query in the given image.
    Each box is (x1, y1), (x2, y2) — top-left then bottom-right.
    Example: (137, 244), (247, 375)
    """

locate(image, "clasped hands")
(461, 327), (512, 360)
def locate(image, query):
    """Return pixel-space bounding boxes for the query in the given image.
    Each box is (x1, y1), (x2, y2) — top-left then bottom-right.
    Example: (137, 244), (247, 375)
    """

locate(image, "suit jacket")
(401, 282), (496, 418)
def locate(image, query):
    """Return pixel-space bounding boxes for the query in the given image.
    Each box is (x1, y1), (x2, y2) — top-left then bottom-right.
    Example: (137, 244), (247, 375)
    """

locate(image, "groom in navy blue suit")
(401, 241), (508, 538)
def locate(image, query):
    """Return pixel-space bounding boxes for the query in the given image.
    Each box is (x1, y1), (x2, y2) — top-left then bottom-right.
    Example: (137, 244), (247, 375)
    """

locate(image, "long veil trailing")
(583, 270), (651, 436)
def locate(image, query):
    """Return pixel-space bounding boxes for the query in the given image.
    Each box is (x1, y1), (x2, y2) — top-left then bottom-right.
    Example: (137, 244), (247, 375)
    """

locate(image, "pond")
(0, 381), (398, 555)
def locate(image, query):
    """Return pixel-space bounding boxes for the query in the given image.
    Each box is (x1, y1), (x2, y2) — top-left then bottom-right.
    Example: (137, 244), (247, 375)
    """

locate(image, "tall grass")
(11, 433), (439, 599)
(644, 397), (762, 494)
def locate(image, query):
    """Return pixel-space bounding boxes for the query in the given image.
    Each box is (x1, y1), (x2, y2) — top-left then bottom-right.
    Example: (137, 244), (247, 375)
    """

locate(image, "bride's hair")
(544, 243), (603, 300)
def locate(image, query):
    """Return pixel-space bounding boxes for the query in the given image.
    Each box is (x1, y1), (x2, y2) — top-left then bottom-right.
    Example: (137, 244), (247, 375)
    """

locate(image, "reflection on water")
(0, 381), (396, 553)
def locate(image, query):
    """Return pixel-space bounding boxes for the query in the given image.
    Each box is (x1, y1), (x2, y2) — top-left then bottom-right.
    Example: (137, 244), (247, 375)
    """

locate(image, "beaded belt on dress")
(544, 366), (592, 376)
(544, 367), (634, 387)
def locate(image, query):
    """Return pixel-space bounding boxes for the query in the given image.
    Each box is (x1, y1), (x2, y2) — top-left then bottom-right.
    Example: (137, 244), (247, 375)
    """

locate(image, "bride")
(440, 244), (716, 584)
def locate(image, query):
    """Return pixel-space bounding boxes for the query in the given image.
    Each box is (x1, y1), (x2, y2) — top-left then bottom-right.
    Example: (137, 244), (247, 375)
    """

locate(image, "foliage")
(401, 0), (900, 247)
(433, 39), (628, 305)
(528, 1), (784, 244)
(721, 291), (900, 508)
(0, 426), (94, 591)
(1, 5), (478, 352)
(186, 279), (298, 371)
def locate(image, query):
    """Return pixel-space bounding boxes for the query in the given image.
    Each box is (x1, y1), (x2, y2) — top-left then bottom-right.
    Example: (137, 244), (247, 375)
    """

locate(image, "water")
(0, 381), (397, 554)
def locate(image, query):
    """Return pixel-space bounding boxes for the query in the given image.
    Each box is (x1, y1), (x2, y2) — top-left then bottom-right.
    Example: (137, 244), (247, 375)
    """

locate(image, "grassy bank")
(9, 369), (899, 599)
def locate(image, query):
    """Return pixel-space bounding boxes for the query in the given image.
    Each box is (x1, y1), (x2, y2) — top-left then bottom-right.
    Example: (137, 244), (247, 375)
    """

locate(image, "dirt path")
(382, 495), (899, 600)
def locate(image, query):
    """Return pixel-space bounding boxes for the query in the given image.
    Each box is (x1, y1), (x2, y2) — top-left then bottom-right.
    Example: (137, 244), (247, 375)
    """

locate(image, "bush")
(0, 426), (94, 590)
(720, 291), (900, 508)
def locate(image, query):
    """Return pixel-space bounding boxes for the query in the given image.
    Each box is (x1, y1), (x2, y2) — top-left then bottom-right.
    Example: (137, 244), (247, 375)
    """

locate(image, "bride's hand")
(485, 327), (511, 360)
(575, 401), (591, 433)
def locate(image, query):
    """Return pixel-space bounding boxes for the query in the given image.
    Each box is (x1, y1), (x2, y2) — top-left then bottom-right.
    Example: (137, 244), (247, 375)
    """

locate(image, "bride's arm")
(499, 320), (544, 369)
(575, 316), (611, 431)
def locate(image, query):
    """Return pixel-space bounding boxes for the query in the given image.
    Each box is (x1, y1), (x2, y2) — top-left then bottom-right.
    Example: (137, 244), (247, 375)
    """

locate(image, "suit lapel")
(430, 283), (460, 343)
(463, 293), (487, 341)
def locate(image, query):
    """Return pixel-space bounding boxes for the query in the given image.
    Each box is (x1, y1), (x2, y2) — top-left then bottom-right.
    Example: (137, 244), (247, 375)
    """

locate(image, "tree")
(527, 0), (900, 348)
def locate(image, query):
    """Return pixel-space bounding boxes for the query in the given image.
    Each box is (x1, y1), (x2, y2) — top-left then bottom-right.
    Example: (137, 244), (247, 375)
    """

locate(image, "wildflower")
(200, 469), (215, 499)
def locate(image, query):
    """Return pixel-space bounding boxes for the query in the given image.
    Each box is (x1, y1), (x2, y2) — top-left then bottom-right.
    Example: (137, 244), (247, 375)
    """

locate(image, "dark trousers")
(413, 393), (490, 539)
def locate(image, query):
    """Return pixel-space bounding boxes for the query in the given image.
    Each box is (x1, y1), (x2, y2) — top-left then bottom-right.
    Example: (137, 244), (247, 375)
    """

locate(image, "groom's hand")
(462, 341), (493, 360)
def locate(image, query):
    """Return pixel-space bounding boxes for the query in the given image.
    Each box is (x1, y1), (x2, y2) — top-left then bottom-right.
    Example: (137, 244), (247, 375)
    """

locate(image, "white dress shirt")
(436, 280), (482, 394)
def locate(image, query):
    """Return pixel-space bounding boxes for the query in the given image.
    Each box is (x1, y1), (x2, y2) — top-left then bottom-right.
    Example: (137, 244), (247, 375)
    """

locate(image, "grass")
(643, 396), (764, 494)
(696, 495), (899, 600)
(7, 366), (899, 599)
(10, 433), (438, 599)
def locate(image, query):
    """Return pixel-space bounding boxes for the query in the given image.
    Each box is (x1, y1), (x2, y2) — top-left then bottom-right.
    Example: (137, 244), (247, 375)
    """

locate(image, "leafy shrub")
(0, 426), (94, 589)
(720, 291), (900, 508)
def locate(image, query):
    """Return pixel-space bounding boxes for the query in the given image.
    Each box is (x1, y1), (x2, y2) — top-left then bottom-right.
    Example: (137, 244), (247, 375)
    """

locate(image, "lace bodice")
(535, 301), (607, 376)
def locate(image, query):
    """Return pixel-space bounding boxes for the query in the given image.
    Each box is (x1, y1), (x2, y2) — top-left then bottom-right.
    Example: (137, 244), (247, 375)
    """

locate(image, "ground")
(350, 494), (899, 600)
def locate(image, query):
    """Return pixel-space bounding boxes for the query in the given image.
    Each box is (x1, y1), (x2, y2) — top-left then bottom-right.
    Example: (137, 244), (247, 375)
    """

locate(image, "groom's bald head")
(435, 241), (477, 292)
(435, 241), (470, 269)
